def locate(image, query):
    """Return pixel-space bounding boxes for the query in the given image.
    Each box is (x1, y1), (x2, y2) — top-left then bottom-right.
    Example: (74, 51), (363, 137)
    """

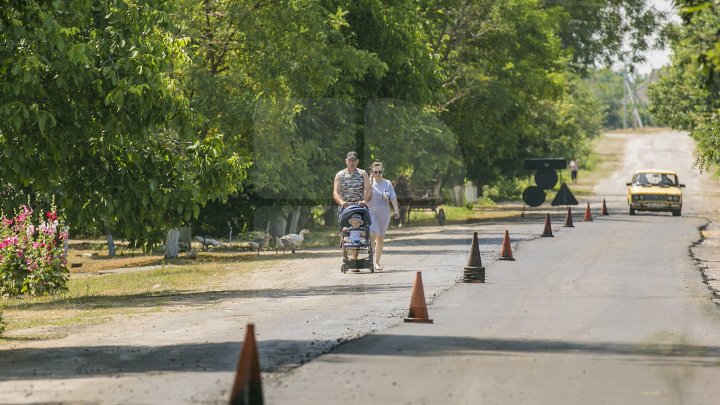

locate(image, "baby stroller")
(339, 205), (374, 273)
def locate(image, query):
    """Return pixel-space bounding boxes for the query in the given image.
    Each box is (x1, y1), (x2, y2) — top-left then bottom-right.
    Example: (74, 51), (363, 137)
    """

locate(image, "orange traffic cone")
(404, 272), (433, 323)
(499, 230), (515, 261)
(541, 213), (554, 237)
(464, 232), (485, 283)
(563, 206), (574, 228)
(601, 198), (609, 215)
(230, 324), (263, 405)
(584, 202), (593, 222)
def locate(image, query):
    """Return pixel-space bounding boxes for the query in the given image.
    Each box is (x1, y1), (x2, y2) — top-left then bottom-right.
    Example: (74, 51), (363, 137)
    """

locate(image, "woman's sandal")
(375, 264), (383, 271)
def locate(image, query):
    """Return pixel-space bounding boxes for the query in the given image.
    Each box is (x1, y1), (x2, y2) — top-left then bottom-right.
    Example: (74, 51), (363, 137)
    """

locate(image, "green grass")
(0, 258), (273, 343)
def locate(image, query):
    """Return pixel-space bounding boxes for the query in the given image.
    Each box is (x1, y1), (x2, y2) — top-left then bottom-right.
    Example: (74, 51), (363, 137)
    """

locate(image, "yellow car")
(626, 169), (685, 216)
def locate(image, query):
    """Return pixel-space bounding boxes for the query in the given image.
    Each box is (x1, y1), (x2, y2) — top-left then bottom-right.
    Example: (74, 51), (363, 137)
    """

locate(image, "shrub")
(0, 309), (5, 336)
(0, 205), (69, 296)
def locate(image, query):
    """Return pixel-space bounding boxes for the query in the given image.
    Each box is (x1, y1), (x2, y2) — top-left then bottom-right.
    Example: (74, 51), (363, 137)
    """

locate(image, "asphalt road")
(267, 130), (720, 404)
(1, 130), (719, 404)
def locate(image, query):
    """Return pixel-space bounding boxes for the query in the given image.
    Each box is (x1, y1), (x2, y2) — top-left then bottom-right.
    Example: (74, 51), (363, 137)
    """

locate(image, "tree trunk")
(165, 228), (180, 259)
(451, 184), (462, 206)
(464, 181), (478, 204)
(269, 211), (288, 252)
(106, 232), (116, 258)
(270, 211), (288, 236)
(323, 206), (336, 227)
(288, 207), (300, 235)
(179, 226), (192, 252)
(63, 226), (69, 259)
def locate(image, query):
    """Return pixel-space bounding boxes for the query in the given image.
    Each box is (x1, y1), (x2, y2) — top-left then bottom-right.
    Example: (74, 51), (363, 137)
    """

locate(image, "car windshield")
(634, 172), (678, 187)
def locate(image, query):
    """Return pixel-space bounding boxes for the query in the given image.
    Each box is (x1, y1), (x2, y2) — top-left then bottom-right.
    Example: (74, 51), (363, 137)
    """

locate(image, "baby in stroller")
(343, 214), (367, 245)
(339, 205), (374, 273)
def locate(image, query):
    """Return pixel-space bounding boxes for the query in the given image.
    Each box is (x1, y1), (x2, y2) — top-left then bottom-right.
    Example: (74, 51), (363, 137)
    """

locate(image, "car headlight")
(667, 196), (674, 201)
(639, 195), (645, 200)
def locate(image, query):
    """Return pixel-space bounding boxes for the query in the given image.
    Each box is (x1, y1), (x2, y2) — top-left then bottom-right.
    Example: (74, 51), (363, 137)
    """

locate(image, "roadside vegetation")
(649, 0), (720, 176)
(0, 0), (669, 339)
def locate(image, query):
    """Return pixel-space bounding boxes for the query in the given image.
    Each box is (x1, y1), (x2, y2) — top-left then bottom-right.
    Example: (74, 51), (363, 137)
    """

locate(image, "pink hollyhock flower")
(2, 235), (19, 247)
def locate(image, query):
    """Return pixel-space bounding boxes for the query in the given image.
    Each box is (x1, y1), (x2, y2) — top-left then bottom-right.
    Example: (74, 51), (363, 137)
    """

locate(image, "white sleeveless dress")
(368, 179), (396, 236)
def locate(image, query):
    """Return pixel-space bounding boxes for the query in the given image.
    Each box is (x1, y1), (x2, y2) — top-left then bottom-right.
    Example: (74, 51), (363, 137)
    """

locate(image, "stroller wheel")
(341, 264), (347, 274)
(370, 262), (375, 273)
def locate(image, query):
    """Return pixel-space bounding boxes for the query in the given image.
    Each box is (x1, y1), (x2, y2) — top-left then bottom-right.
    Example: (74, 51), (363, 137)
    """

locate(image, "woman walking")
(367, 162), (400, 270)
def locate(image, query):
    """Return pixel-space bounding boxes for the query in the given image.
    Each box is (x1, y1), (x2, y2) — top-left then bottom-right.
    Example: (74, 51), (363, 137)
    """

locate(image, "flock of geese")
(190, 229), (310, 255)
(248, 229), (310, 255)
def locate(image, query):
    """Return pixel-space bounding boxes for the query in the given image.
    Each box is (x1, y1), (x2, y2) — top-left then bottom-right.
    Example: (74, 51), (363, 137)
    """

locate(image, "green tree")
(540, 0), (667, 71)
(421, 0), (603, 190)
(174, 1), (393, 234)
(0, 1), (248, 250)
(586, 68), (625, 129)
(649, 1), (720, 172)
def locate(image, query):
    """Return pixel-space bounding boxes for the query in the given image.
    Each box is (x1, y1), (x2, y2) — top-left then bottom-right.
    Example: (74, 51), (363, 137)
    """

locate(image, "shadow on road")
(335, 334), (720, 364)
(0, 338), (341, 380)
(7, 333), (716, 382)
(1, 283), (416, 312)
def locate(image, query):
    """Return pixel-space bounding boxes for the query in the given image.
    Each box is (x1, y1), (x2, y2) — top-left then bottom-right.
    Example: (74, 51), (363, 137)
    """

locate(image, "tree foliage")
(648, 0), (720, 173)
(540, 0), (667, 71)
(418, 0), (604, 188)
(0, 0), (666, 241)
(0, 1), (249, 248)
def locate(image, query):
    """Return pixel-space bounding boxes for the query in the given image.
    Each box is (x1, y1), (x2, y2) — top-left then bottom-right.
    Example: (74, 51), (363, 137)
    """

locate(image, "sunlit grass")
(0, 259), (272, 343)
(572, 131), (632, 195)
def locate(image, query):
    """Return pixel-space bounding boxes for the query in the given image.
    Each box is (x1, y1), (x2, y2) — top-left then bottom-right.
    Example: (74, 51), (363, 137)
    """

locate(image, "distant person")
(569, 158), (579, 183)
(367, 162), (400, 271)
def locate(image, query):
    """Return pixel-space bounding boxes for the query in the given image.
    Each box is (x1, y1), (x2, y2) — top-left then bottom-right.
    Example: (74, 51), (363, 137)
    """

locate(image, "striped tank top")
(338, 169), (365, 203)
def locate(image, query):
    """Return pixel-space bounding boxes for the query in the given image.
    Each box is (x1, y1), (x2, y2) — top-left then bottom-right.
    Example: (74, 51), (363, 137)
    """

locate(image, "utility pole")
(622, 63), (627, 129)
(622, 62), (643, 130)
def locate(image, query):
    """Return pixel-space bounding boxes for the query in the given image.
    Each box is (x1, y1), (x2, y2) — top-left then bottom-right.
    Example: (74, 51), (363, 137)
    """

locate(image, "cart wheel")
(437, 208), (446, 225)
(370, 263), (375, 273)
(341, 264), (347, 274)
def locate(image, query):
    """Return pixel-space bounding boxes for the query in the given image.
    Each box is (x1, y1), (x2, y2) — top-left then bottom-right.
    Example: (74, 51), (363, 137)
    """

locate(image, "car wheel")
(629, 208), (635, 215)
